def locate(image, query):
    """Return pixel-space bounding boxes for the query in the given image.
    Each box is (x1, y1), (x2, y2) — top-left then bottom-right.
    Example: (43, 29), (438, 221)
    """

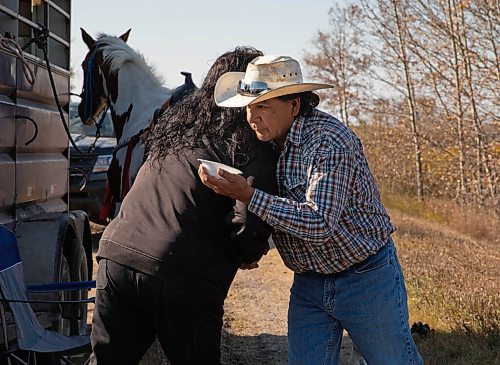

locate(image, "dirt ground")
(89, 224), (356, 364)
(220, 249), (356, 365)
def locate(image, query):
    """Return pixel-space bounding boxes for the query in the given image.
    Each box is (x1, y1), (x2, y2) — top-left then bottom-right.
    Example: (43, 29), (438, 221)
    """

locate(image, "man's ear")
(291, 97), (301, 117)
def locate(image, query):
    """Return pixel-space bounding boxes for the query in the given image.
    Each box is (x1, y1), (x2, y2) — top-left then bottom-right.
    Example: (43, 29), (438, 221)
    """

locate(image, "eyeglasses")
(236, 80), (269, 96)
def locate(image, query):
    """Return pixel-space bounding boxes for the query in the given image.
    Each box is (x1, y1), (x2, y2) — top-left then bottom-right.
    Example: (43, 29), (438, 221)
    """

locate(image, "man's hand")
(198, 165), (255, 204)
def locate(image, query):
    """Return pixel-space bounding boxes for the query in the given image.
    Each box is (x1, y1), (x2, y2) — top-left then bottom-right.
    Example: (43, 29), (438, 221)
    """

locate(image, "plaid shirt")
(248, 109), (395, 274)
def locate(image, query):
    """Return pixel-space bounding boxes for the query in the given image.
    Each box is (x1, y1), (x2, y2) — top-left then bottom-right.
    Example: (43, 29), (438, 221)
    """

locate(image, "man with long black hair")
(90, 47), (278, 365)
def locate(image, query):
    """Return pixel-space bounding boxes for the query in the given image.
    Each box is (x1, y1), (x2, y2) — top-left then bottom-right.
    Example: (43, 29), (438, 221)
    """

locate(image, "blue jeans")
(287, 241), (423, 365)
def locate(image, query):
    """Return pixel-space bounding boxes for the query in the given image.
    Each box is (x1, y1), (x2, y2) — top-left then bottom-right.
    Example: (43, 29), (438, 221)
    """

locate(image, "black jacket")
(97, 136), (278, 304)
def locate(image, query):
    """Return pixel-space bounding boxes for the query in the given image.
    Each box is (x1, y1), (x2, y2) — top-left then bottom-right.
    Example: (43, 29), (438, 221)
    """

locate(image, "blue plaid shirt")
(248, 109), (395, 274)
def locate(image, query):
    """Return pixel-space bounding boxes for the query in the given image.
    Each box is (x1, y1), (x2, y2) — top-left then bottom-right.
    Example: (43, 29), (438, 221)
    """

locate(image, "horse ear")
(120, 29), (132, 43)
(81, 28), (95, 48)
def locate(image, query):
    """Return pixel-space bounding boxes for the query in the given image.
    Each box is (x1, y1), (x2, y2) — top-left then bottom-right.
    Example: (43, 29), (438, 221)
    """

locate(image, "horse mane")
(95, 33), (165, 87)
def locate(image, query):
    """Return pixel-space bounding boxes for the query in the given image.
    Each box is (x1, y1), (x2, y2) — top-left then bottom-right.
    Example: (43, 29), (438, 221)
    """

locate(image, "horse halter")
(81, 45), (109, 130)
(79, 45), (110, 152)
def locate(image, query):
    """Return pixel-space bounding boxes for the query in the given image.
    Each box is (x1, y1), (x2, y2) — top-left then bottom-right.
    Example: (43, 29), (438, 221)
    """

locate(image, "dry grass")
(390, 209), (500, 365)
(382, 192), (499, 244)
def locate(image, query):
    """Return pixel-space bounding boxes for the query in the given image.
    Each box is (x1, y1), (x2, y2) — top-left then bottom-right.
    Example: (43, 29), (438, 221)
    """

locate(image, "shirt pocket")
(284, 176), (307, 201)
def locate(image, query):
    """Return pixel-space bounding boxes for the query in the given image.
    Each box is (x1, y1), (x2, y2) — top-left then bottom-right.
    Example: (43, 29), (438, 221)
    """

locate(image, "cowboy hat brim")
(214, 71), (333, 108)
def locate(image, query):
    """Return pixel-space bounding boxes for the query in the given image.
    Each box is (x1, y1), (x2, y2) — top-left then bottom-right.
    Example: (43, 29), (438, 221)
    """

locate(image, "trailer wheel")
(60, 238), (89, 336)
(57, 255), (71, 336)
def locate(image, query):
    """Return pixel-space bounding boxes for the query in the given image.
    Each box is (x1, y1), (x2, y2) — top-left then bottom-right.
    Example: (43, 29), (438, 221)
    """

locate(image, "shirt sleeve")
(227, 141), (278, 263)
(248, 146), (357, 245)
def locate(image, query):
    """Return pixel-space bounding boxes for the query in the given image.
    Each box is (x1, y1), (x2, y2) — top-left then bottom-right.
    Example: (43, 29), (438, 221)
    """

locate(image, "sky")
(70, 0), (334, 94)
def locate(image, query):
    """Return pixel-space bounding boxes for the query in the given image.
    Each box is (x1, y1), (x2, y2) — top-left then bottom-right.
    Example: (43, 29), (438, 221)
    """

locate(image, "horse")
(78, 28), (196, 220)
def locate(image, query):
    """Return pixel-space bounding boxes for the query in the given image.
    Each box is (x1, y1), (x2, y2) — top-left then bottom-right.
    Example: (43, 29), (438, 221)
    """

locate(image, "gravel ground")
(89, 224), (355, 364)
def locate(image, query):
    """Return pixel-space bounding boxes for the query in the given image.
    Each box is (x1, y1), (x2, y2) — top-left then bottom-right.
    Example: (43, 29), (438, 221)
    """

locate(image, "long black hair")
(147, 47), (263, 165)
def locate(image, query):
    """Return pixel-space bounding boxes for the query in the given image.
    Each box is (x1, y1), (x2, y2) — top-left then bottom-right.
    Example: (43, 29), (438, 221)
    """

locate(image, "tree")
(361, 0), (426, 201)
(304, 0), (498, 212)
(303, 3), (371, 127)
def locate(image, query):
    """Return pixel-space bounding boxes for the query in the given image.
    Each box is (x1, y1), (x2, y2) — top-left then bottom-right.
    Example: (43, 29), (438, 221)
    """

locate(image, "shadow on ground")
(137, 332), (288, 365)
(221, 332), (288, 365)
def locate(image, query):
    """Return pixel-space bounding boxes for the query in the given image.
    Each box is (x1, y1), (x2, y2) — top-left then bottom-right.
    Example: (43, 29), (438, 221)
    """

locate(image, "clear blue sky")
(70, 0), (334, 93)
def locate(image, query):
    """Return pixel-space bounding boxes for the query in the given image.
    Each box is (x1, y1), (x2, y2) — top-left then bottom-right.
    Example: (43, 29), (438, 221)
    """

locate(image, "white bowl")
(198, 159), (242, 178)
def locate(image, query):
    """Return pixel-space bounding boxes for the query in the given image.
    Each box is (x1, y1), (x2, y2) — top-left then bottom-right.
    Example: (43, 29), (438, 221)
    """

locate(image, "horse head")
(78, 28), (131, 127)
(77, 28), (197, 221)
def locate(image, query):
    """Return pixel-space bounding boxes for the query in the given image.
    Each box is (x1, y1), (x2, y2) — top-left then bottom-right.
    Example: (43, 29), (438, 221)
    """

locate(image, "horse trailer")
(0, 0), (93, 346)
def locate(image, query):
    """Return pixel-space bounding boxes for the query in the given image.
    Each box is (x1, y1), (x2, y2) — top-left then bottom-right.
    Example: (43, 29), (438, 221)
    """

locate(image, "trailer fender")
(16, 210), (92, 284)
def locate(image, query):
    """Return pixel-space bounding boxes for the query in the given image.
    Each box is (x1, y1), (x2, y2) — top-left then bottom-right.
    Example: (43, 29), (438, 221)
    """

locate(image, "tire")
(60, 238), (89, 336)
(44, 239), (92, 365)
(39, 256), (70, 365)
(58, 255), (71, 336)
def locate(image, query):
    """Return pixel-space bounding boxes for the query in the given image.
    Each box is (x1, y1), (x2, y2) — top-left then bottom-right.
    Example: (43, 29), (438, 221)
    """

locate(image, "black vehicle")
(69, 102), (115, 224)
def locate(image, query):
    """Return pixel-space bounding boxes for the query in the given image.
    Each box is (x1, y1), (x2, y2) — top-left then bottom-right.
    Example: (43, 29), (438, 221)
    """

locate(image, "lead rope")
(23, 25), (87, 154)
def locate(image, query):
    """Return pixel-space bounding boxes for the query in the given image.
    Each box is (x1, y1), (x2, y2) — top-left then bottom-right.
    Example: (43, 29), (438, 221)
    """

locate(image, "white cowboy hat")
(214, 55), (333, 107)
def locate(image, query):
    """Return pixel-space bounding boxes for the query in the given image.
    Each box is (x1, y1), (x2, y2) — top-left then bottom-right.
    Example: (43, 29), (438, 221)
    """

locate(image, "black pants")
(90, 259), (223, 365)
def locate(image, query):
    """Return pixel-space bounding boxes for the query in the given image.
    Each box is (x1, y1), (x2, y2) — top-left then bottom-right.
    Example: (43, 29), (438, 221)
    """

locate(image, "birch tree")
(360, 0), (426, 200)
(303, 3), (371, 127)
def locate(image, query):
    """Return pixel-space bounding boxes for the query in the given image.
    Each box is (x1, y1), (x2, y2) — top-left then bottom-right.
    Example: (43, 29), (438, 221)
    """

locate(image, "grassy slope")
(390, 209), (500, 365)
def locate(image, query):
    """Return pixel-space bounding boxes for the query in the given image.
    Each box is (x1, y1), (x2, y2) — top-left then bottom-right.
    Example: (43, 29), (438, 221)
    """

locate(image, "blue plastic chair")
(0, 226), (95, 365)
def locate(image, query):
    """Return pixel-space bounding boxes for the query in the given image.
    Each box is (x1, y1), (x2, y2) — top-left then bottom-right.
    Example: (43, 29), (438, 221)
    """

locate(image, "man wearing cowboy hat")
(199, 55), (423, 365)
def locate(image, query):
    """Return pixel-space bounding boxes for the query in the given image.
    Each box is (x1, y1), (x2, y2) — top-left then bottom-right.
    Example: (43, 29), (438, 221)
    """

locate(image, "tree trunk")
(447, 0), (467, 205)
(458, 3), (484, 207)
(484, 2), (500, 82)
(391, 0), (424, 201)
